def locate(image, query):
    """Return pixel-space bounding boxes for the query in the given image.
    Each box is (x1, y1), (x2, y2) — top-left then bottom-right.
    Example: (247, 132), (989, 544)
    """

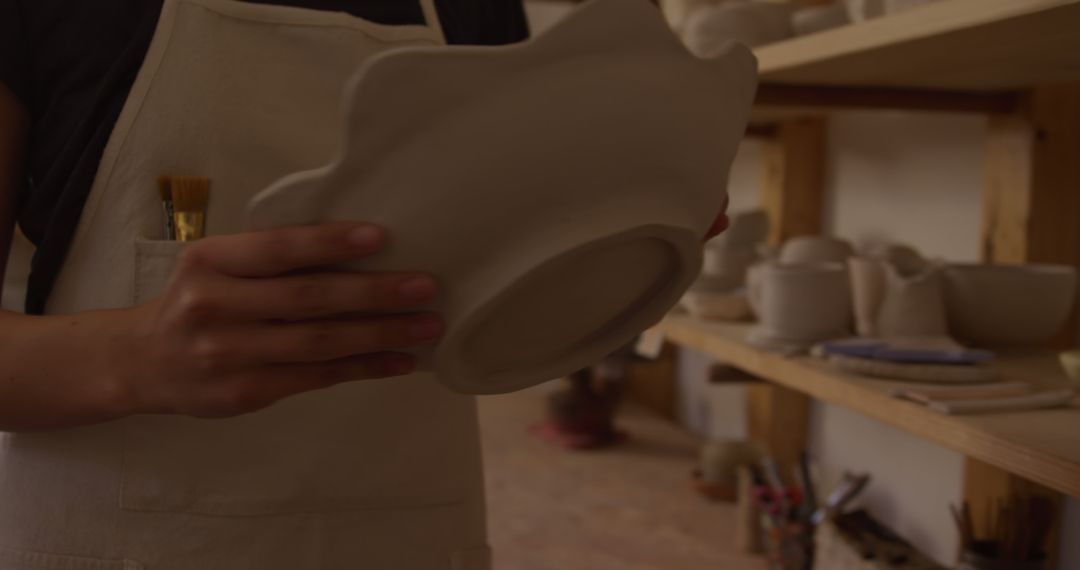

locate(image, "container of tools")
(814, 510), (945, 570)
(747, 456), (816, 570)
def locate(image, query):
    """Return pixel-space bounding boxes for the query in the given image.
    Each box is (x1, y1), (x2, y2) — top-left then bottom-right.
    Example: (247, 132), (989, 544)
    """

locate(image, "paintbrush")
(170, 176), (210, 242)
(157, 176), (176, 240)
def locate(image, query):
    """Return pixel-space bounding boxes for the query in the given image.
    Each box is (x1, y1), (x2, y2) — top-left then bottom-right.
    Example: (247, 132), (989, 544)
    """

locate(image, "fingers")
(186, 352), (417, 419)
(172, 271), (439, 322)
(182, 222), (386, 278)
(200, 313), (444, 366)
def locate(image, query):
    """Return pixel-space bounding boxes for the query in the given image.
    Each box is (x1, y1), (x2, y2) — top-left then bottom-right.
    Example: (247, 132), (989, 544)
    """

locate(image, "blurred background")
(480, 2), (1080, 569)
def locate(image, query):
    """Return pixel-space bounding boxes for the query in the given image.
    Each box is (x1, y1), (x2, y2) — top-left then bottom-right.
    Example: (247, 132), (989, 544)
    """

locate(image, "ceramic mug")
(747, 262), (853, 350)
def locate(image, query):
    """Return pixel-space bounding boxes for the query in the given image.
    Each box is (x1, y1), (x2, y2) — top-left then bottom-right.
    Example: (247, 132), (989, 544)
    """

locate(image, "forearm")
(0, 309), (141, 432)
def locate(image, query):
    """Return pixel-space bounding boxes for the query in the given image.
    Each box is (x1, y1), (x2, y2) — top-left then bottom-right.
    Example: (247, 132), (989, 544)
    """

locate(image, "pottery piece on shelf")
(876, 262), (948, 338)
(826, 354), (999, 384)
(702, 243), (758, 288)
(1061, 350), (1080, 386)
(942, 264), (1078, 346)
(927, 389), (1075, 415)
(792, 3), (850, 36)
(245, 0), (758, 395)
(844, 0), (884, 22)
(710, 209), (770, 248)
(746, 262), (853, 352)
(848, 257), (886, 337)
(683, 0), (794, 54)
(870, 243), (928, 277)
(681, 290), (753, 321)
(891, 382), (1031, 405)
(745, 261), (766, 317)
(779, 235), (854, 265)
(884, 0), (939, 15)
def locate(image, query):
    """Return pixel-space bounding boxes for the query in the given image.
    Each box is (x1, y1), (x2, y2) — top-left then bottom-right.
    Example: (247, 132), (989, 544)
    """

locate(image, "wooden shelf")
(658, 314), (1080, 497)
(754, 0), (1080, 92)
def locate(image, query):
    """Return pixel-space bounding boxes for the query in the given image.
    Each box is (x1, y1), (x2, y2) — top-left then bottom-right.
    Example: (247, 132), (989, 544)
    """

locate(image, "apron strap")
(418, 0), (447, 43)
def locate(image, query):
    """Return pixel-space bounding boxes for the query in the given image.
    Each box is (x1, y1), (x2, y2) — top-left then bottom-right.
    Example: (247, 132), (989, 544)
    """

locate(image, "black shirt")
(0, 0), (529, 314)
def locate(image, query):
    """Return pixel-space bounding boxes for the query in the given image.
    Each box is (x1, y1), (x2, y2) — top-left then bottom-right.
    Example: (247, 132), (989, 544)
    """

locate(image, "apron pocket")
(450, 547), (491, 570)
(0, 547), (143, 570)
(134, 238), (187, 305)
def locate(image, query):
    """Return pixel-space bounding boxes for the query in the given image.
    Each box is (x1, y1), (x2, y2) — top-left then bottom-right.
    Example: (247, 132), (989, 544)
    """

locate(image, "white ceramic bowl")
(943, 264), (1077, 346)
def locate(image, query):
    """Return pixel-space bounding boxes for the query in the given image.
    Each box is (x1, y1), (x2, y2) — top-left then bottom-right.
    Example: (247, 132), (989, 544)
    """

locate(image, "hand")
(705, 194), (731, 240)
(117, 222), (440, 419)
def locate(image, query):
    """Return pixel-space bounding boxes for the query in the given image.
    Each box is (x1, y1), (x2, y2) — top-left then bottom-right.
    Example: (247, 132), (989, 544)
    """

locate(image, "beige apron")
(0, 1), (490, 568)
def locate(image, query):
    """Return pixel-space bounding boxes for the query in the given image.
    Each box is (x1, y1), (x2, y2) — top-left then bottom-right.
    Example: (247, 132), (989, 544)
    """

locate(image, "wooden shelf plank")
(755, 0), (1080, 91)
(658, 315), (1080, 497)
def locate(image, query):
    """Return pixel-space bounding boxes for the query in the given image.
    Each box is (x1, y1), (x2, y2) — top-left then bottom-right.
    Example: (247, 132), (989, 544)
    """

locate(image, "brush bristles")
(171, 176), (210, 213)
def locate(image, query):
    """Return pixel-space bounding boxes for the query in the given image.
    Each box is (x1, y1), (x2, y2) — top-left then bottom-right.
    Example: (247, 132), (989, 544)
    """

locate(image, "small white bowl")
(943, 264), (1077, 346)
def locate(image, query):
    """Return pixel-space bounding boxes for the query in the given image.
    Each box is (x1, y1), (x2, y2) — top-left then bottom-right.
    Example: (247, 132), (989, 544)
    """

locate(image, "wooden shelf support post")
(745, 117), (825, 473)
(973, 83), (1080, 569)
(761, 118), (827, 245)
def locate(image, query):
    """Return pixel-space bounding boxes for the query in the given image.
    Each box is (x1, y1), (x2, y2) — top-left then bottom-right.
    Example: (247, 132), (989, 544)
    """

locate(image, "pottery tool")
(796, 452), (818, 518)
(157, 176), (176, 240)
(811, 471), (870, 526)
(816, 338), (994, 365)
(892, 382), (1032, 405)
(170, 176), (210, 242)
(927, 389), (1075, 415)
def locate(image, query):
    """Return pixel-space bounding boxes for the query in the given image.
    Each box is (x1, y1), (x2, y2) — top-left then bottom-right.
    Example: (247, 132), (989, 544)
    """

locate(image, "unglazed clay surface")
(246, 0), (758, 394)
(746, 262), (852, 351)
(943, 264), (1077, 346)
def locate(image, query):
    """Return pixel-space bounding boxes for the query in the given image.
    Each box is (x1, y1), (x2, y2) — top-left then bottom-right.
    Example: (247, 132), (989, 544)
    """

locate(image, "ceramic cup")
(245, 0), (758, 394)
(747, 262), (853, 350)
(943, 264), (1077, 346)
(779, 236), (854, 265)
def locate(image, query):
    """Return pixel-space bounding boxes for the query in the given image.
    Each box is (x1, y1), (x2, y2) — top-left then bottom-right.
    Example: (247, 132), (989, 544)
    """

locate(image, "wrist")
(96, 306), (157, 419)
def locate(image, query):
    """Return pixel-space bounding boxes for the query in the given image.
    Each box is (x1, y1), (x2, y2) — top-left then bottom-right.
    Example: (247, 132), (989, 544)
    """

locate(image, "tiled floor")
(479, 383), (767, 570)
